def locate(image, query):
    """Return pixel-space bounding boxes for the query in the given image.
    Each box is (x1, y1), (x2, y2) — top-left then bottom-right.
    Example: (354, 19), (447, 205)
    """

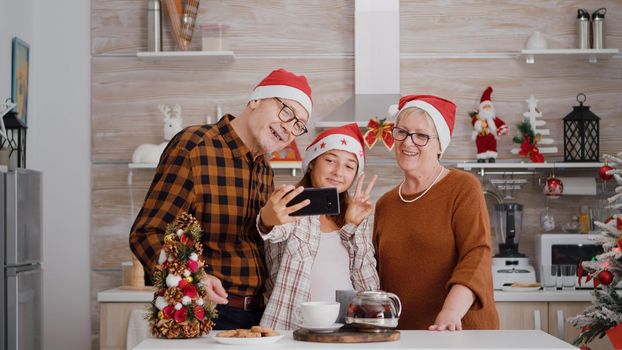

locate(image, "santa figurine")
(471, 86), (509, 163)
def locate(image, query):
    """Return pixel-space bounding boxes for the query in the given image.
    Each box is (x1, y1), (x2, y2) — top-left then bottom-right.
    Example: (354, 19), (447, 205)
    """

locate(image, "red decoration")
(598, 270), (614, 285)
(579, 346), (591, 350)
(194, 305), (205, 321)
(606, 323), (622, 349)
(530, 147), (544, 163)
(599, 164), (614, 181)
(174, 307), (188, 323)
(544, 175), (564, 199)
(578, 258), (584, 287)
(364, 117), (395, 150)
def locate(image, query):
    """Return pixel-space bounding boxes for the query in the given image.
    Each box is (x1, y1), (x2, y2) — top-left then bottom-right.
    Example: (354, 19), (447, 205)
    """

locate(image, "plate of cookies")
(213, 326), (283, 345)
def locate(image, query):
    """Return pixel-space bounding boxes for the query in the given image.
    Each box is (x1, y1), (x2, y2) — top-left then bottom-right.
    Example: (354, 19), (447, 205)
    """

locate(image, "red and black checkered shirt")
(130, 115), (274, 296)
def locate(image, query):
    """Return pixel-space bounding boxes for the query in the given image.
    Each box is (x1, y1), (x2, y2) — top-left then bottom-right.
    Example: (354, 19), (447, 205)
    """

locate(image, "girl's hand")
(259, 184), (310, 228)
(344, 173), (378, 226)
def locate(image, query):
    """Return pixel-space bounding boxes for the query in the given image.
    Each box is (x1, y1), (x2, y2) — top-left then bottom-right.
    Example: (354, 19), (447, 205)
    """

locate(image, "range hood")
(316, 0), (400, 127)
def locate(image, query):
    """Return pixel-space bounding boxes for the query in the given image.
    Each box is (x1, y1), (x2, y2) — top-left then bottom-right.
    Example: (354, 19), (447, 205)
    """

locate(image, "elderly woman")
(373, 95), (499, 331)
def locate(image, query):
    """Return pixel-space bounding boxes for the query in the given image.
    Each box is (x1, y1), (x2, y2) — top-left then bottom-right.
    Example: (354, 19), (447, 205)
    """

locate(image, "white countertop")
(98, 287), (600, 303)
(133, 330), (576, 349)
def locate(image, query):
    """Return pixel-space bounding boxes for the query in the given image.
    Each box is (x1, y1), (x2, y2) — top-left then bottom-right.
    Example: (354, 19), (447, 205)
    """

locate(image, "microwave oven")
(535, 233), (604, 289)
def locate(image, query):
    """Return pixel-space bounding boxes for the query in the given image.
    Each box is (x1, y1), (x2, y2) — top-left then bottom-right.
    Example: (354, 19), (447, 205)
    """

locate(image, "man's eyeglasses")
(274, 97), (308, 136)
(392, 127), (438, 147)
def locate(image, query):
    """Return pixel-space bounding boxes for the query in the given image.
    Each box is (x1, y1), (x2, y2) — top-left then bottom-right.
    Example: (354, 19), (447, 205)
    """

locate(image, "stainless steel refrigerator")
(1, 169), (42, 350)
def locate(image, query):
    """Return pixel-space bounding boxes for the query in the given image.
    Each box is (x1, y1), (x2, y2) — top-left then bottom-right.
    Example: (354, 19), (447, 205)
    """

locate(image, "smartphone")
(287, 187), (340, 216)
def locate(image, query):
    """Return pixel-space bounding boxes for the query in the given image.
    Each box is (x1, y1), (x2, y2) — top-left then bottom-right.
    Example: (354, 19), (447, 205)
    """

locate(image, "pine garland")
(569, 151), (622, 347)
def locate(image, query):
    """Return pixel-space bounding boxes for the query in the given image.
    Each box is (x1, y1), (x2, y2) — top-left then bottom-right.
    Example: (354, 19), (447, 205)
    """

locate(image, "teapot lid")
(356, 290), (390, 299)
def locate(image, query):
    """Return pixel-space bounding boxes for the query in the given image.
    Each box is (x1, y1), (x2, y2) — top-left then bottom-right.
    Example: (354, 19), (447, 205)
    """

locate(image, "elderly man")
(130, 68), (313, 329)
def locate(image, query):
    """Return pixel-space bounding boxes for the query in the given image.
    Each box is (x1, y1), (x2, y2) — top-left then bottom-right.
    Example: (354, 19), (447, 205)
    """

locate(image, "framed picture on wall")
(11, 37), (30, 126)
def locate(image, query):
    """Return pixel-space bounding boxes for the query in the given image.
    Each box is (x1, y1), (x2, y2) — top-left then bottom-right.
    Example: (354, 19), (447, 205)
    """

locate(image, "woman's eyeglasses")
(274, 98), (308, 136)
(391, 127), (438, 146)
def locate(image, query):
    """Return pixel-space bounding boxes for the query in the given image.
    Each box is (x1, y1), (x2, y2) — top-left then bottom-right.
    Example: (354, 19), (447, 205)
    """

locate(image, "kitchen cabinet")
(496, 302), (548, 331)
(100, 302), (149, 350)
(496, 300), (613, 349)
(548, 302), (612, 350)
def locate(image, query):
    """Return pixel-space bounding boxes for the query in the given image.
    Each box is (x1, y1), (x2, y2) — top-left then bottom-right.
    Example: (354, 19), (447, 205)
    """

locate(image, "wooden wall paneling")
(401, 0), (622, 53)
(92, 0), (354, 55)
(92, 57), (354, 162)
(400, 58), (622, 160)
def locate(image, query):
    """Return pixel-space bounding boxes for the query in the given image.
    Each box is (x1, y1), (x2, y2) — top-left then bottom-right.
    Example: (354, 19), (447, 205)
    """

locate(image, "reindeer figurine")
(131, 104), (184, 164)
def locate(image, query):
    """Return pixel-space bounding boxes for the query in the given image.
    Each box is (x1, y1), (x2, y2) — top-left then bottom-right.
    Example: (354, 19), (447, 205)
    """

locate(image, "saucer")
(299, 322), (344, 333)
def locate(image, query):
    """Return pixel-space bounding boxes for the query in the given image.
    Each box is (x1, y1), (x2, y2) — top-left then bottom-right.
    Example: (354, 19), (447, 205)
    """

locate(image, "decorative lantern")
(563, 93), (600, 162)
(0, 111), (27, 168)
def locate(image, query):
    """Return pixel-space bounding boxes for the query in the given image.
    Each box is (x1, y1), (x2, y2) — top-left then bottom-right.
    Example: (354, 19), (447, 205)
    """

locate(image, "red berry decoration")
(599, 165), (613, 181)
(598, 270), (614, 285)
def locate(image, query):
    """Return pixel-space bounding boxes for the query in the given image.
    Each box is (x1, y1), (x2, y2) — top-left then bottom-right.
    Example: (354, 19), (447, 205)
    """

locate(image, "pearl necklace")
(398, 167), (446, 203)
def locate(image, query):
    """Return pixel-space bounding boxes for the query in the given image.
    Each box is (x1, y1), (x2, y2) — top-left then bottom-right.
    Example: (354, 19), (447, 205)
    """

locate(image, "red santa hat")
(479, 86), (494, 109)
(302, 123), (365, 177)
(248, 68), (313, 116)
(389, 95), (456, 157)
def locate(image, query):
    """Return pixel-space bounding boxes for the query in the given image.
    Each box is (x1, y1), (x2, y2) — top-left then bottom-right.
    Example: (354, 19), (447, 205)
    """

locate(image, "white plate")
(501, 286), (542, 292)
(212, 333), (284, 345)
(298, 323), (344, 333)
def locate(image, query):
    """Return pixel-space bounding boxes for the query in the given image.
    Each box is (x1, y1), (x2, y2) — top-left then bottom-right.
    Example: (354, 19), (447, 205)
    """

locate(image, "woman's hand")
(344, 173), (378, 226)
(259, 184), (310, 229)
(428, 308), (463, 331)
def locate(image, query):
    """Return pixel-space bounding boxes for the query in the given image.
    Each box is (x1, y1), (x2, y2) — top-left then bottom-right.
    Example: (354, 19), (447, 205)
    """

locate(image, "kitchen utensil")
(345, 290), (401, 332)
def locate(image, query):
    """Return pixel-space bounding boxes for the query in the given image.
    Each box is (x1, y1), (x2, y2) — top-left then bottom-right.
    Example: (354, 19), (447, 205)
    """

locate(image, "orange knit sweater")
(373, 169), (499, 330)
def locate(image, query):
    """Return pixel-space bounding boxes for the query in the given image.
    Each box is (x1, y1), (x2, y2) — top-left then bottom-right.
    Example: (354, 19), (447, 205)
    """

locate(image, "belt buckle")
(243, 296), (252, 311)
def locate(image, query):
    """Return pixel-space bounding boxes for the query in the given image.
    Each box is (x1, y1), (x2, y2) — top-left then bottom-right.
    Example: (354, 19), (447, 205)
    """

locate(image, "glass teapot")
(345, 290), (402, 332)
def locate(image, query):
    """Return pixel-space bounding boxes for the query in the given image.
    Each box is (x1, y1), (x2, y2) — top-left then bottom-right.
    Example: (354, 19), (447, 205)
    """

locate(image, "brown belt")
(227, 295), (264, 311)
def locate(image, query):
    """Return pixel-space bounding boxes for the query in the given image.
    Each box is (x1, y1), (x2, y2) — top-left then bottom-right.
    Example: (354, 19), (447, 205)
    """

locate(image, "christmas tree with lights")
(569, 151), (622, 349)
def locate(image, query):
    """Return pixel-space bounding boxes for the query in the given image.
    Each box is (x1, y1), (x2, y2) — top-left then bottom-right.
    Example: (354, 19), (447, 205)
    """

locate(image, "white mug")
(296, 301), (339, 328)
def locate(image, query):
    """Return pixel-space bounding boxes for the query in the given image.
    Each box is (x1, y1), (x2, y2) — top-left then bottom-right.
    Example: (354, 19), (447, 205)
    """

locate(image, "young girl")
(257, 123), (379, 330)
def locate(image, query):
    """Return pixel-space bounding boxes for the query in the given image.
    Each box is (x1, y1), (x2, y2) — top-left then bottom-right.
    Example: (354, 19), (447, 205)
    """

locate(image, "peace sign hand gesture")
(345, 173), (378, 226)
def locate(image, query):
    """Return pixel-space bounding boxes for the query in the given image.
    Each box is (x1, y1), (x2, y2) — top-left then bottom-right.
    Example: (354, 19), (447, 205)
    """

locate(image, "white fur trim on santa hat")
(302, 134), (365, 177)
(248, 85), (313, 116)
(399, 100), (451, 157)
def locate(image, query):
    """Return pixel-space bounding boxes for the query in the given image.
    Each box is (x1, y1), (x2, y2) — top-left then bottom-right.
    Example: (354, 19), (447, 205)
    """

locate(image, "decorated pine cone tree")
(569, 152), (622, 348)
(146, 212), (217, 338)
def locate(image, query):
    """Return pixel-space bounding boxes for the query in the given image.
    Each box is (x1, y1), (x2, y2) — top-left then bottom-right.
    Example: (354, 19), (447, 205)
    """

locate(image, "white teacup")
(297, 301), (339, 328)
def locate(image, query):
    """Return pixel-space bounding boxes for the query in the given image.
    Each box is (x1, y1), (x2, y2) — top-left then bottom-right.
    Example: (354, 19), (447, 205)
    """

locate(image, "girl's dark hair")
(296, 161), (351, 228)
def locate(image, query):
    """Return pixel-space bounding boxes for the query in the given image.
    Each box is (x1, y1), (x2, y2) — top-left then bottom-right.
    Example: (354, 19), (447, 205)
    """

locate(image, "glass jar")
(540, 207), (556, 232)
(200, 23), (229, 51)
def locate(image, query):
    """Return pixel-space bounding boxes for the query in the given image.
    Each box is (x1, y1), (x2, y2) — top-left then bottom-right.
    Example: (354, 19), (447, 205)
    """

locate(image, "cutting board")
(293, 329), (400, 343)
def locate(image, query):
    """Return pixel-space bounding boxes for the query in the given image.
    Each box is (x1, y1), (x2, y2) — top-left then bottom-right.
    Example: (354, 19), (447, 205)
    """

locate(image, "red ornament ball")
(598, 270), (614, 285)
(580, 346), (591, 350)
(599, 165), (613, 181)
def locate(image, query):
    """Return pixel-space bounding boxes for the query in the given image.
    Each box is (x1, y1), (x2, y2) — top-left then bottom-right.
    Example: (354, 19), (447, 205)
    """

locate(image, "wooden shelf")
(520, 48), (619, 64)
(128, 163), (157, 169)
(136, 50), (235, 62)
(456, 161), (604, 171)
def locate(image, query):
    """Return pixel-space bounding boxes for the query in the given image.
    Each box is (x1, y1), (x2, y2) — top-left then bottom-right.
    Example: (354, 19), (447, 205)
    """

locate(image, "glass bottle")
(579, 205), (590, 234)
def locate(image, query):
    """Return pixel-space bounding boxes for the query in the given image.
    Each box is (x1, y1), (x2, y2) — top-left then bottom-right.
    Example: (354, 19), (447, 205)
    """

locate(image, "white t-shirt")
(308, 231), (353, 302)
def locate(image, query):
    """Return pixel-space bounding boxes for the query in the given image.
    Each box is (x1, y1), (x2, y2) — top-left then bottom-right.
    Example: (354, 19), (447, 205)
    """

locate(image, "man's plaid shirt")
(130, 115), (274, 296)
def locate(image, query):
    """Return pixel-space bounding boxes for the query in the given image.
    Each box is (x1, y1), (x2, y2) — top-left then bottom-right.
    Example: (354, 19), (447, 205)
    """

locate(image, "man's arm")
(129, 135), (196, 278)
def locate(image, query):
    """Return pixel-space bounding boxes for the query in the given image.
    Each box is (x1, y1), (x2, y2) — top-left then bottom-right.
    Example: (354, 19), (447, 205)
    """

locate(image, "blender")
(491, 203), (537, 289)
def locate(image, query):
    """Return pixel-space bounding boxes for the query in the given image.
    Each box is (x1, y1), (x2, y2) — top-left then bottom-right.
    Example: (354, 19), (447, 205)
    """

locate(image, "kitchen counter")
(98, 287), (603, 303)
(133, 330), (576, 349)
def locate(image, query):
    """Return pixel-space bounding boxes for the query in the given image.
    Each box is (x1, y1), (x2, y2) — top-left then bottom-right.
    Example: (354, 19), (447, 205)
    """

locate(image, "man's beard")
(480, 107), (495, 121)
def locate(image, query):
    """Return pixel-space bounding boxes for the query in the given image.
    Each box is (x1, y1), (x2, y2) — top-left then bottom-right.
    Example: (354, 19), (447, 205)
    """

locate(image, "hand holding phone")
(287, 187), (340, 216)
(259, 185), (311, 228)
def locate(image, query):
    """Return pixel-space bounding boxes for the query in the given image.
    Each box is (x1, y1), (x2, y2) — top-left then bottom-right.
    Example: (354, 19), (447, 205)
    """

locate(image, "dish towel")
(126, 309), (151, 350)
